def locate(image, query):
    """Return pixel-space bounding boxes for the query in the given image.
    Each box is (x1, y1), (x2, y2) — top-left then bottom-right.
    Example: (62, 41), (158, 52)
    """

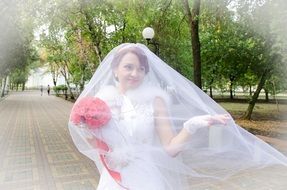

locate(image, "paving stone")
(3, 155), (36, 169)
(47, 152), (79, 164)
(51, 163), (89, 177)
(0, 168), (39, 183)
(44, 144), (73, 153)
(56, 179), (97, 190)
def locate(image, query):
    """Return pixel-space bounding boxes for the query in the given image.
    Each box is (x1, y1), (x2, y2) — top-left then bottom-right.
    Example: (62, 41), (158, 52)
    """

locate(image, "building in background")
(26, 67), (65, 89)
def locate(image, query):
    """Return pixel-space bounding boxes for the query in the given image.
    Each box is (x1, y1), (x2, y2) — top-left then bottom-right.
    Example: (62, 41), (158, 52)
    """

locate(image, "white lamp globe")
(142, 27), (155, 40)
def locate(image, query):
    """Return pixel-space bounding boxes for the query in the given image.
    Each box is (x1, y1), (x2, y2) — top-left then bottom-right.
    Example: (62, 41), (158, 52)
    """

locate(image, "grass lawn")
(218, 101), (287, 139)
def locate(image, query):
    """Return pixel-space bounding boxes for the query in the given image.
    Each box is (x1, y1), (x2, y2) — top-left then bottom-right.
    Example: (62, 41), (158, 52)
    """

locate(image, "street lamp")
(142, 27), (159, 55)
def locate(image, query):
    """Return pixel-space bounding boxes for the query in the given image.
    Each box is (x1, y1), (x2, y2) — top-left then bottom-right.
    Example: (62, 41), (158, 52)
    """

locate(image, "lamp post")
(142, 27), (159, 55)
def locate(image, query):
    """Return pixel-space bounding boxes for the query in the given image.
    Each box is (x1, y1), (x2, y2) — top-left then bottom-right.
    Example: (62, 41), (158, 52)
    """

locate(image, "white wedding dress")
(95, 85), (183, 190)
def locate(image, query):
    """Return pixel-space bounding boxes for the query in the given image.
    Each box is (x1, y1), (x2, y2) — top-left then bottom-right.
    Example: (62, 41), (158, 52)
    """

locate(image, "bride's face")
(115, 52), (146, 92)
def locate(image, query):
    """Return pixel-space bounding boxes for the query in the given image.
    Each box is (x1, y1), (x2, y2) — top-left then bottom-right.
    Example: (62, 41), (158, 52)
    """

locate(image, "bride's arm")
(154, 97), (190, 157)
(154, 97), (229, 157)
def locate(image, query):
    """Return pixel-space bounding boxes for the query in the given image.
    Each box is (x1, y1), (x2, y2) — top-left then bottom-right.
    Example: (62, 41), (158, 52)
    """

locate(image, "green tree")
(183, 0), (202, 88)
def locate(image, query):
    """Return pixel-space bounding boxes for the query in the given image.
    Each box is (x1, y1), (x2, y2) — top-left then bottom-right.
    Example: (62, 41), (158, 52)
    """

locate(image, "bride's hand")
(207, 114), (230, 126)
(183, 114), (231, 135)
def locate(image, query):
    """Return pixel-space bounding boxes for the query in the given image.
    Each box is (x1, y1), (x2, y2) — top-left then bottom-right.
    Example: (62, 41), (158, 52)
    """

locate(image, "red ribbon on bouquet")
(88, 138), (128, 189)
(70, 97), (128, 189)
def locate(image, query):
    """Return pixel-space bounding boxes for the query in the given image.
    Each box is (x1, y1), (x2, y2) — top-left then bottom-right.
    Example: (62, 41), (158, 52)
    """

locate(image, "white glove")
(183, 115), (212, 135)
(183, 114), (230, 135)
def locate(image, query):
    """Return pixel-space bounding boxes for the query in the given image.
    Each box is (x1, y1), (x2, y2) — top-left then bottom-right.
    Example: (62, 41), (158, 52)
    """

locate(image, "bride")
(68, 43), (287, 190)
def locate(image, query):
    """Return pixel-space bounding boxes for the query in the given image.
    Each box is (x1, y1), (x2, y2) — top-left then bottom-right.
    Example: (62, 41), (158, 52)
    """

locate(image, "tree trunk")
(60, 66), (75, 100)
(243, 69), (269, 120)
(209, 86), (213, 98)
(229, 75), (235, 99)
(80, 3), (103, 63)
(80, 72), (85, 92)
(66, 80), (75, 100)
(93, 45), (103, 63)
(249, 84), (252, 96)
(271, 81), (279, 112)
(183, 0), (202, 89)
(22, 83), (25, 91)
(1, 77), (7, 97)
(51, 67), (58, 86)
(76, 29), (88, 93)
(229, 83), (233, 99)
(264, 88), (269, 102)
(52, 70), (57, 86)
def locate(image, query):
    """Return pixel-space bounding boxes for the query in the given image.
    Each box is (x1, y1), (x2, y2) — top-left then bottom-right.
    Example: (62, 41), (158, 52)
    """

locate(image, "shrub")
(53, 85), (68, 96)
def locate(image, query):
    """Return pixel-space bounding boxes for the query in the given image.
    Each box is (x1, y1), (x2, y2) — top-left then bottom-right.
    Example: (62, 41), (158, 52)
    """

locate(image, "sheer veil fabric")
(68, 43), (287, 190)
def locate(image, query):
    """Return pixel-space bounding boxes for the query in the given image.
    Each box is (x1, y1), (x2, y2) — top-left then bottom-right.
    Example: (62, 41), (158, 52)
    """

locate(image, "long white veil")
(68, 43), (287, 189)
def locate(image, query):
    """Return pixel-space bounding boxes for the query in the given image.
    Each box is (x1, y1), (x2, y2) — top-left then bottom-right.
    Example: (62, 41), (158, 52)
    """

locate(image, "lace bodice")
(117, 96), (155, 144)
(95, 85), (169, 147)
(97, 95), (156, 148)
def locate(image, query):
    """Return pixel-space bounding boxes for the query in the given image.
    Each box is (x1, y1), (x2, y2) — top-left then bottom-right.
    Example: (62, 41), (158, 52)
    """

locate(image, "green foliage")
(36, 0), (195, 92)
(10, 68), (30, 85)
(199, 0), (287, 97)
(0, 0), (39, 86)
(11, 0), (285, 97)
(53, 84), (68, 96)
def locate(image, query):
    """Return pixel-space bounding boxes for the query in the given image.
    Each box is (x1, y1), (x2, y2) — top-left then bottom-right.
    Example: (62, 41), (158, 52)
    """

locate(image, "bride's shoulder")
(151, 86), (171, 105)
(95, 85), (119, 100)
(127, 84), (171, 105)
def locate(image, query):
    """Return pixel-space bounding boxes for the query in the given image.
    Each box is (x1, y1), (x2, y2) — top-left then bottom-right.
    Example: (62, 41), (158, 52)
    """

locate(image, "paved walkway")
(0, 91), (99, 190)
(0, 91), (287, 190)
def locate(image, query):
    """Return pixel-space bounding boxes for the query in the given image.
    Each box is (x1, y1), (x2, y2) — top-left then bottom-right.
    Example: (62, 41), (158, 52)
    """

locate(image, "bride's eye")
(139, 66), (145, 72)
(124, 64), (133, 70)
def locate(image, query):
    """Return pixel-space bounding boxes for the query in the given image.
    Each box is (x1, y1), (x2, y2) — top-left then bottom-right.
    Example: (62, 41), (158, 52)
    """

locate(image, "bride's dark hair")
(111, 46), (149, 73)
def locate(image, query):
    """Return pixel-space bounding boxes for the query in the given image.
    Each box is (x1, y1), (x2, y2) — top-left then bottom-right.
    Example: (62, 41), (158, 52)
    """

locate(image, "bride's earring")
(114, 74), (119, 81)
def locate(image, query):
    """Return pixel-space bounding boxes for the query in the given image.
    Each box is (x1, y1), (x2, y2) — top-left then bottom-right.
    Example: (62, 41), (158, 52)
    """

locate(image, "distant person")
(40, 85), (43, 96)
(47, 85), (51, 95)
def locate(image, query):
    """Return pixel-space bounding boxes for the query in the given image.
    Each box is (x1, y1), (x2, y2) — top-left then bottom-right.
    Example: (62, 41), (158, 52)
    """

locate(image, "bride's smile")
(114, 52), (146, 92)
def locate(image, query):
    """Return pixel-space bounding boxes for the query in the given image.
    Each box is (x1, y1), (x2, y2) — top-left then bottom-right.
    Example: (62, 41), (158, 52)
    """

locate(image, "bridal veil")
(68, 43), (287, 189)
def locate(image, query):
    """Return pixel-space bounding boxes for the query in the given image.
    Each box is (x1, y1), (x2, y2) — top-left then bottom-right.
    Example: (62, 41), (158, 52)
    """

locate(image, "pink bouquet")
(70, 97), (111, 129)
(70, 97), (126, 188)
